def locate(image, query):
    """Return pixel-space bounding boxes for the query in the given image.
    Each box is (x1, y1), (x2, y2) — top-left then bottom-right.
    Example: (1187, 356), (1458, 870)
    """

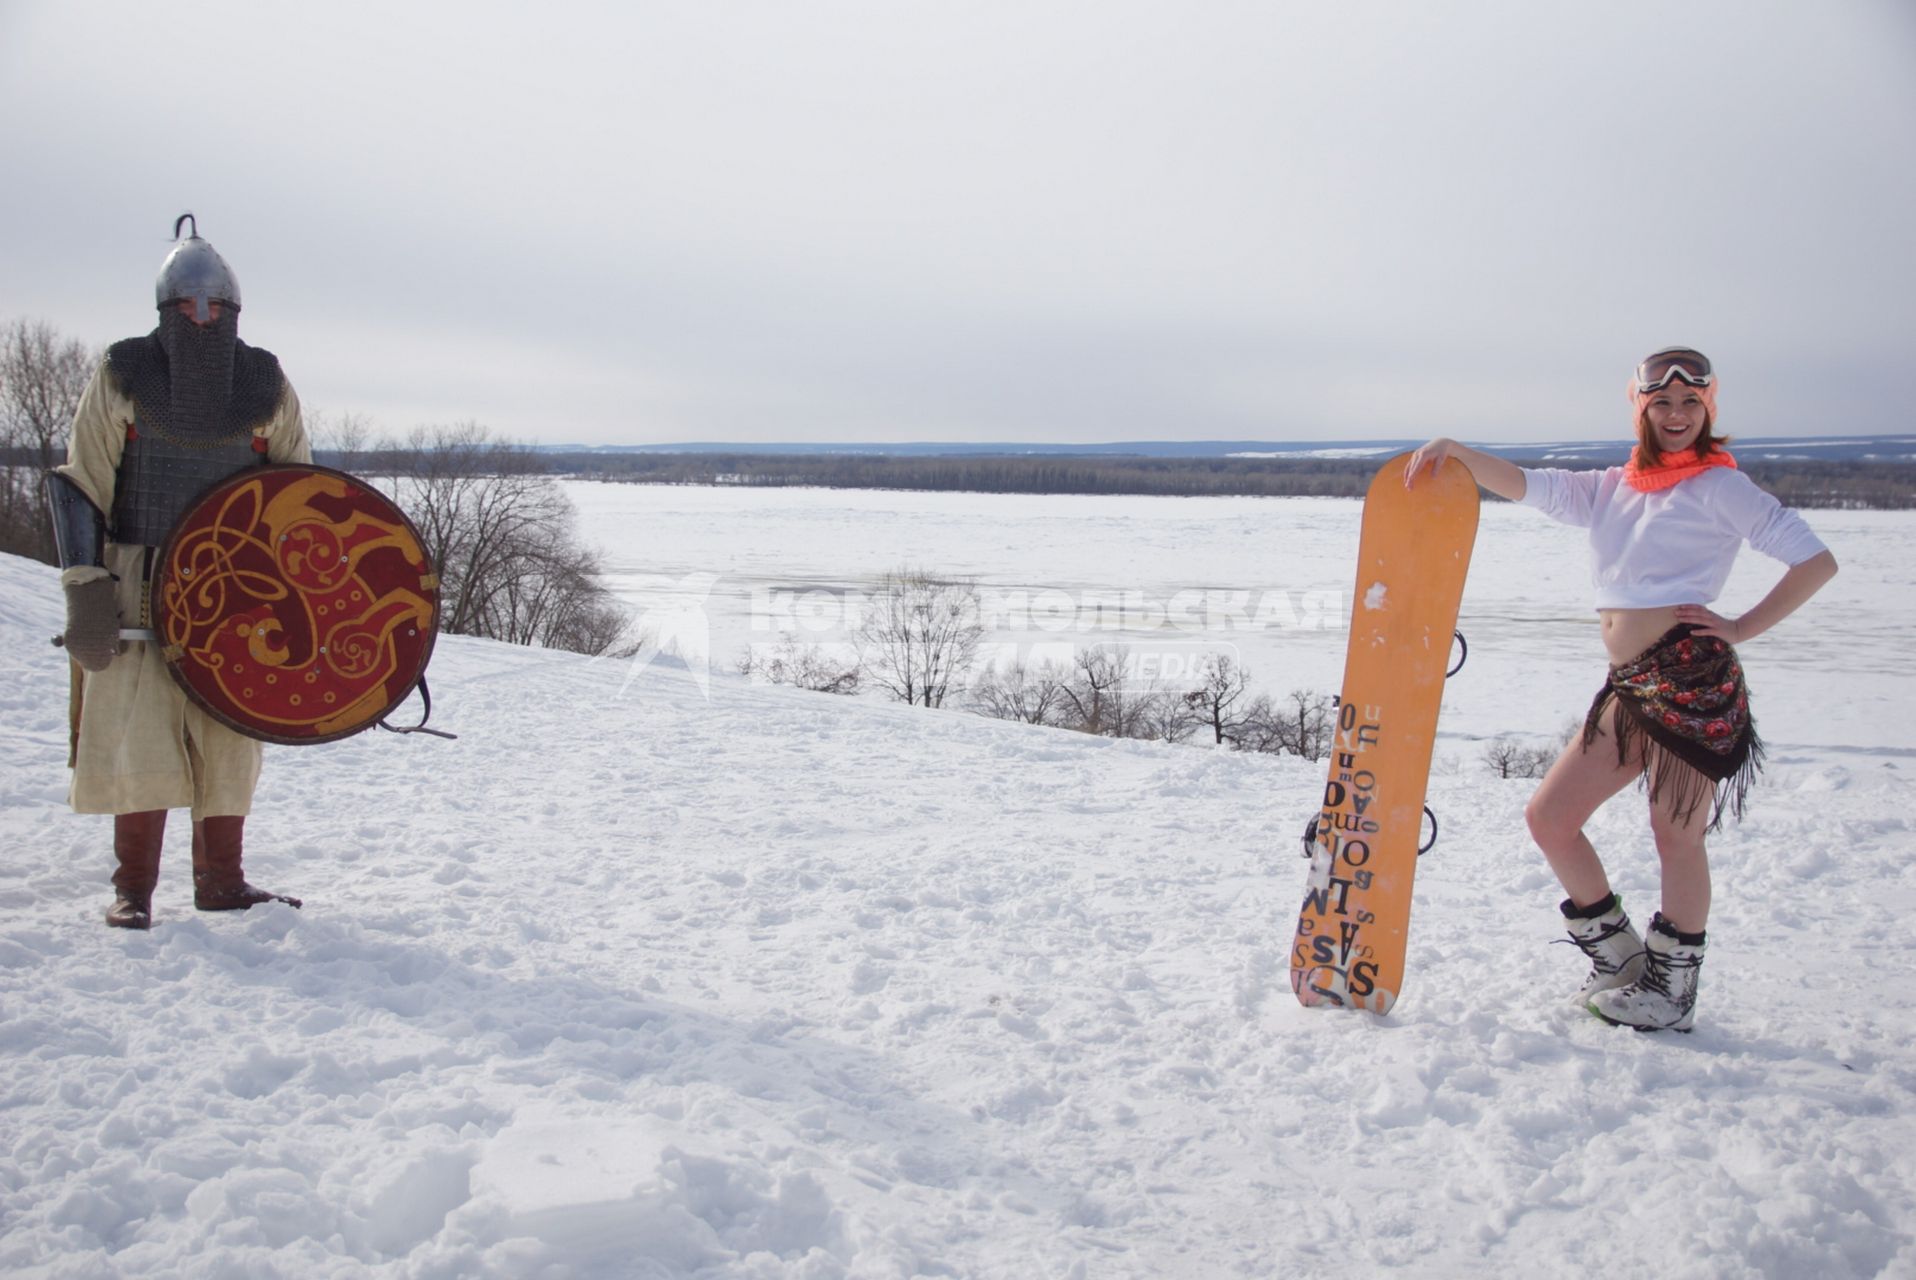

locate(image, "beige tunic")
(56, 358), (311, 818)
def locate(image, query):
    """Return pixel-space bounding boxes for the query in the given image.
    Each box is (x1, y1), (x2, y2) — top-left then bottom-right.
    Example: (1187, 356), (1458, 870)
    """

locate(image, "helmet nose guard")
(155, 212), (242, 323)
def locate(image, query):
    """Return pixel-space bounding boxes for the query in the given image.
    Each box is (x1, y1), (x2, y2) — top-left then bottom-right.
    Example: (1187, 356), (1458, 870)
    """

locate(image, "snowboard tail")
(1290, 452), (1479, 1014)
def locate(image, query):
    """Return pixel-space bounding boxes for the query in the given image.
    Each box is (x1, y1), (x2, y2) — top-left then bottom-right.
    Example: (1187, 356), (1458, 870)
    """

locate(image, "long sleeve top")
(1517, 465), (1828, 610)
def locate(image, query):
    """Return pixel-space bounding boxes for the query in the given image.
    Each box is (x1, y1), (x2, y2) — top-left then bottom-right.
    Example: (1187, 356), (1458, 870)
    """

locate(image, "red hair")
(1629, 377), (1728, 467)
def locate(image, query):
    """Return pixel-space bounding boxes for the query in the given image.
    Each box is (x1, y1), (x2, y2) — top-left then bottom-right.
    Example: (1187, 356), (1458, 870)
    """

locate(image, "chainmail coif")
(105, 308), (285, 445)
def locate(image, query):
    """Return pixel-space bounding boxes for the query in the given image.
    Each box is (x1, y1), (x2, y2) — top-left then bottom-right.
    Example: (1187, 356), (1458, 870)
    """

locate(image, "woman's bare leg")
(1647, 764), (1711, 933)
(1524, 712), (1646, 908)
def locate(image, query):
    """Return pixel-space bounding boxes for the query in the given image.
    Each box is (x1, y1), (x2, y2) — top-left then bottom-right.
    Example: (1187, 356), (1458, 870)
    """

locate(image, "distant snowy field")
(1, 486), (1912, 1278)
(571, 481), (1916, 757)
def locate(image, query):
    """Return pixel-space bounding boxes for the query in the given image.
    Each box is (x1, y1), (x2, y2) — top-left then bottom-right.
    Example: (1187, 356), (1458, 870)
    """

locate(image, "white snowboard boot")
(1587, 913), (1706, 1033)
(1558, 894), (1645, 1005)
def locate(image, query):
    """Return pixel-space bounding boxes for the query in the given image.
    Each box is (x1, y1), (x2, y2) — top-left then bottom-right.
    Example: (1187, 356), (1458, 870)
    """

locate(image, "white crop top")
(1517, 465), (1829, 610)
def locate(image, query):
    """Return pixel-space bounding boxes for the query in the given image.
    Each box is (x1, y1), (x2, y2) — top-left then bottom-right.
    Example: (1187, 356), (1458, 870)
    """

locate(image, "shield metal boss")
(150, 463), (440, 745)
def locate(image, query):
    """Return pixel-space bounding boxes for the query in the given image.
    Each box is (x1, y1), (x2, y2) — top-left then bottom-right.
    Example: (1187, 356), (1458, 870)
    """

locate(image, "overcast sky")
(3, 1), (1912, 446)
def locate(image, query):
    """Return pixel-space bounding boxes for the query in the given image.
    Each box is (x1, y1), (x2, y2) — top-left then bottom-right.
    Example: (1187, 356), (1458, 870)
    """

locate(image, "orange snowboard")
(1291, 452), (1479, 1013)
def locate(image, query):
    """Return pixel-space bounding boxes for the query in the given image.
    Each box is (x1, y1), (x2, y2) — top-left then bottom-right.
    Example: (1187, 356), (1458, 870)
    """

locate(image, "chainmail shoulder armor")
(104, 319), (286, 446)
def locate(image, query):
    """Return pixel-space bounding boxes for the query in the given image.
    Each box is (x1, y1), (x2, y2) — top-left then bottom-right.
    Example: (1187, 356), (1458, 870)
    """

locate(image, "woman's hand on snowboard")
(1404, 438), (1456, 489)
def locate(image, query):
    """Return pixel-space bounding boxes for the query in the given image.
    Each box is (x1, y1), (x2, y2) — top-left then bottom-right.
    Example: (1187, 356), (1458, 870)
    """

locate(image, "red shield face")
(151, 464), (440, 745)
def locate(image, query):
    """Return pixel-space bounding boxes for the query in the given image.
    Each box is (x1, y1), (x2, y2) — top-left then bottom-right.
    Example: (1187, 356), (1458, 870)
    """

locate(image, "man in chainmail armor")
(48, 215), (311, 929)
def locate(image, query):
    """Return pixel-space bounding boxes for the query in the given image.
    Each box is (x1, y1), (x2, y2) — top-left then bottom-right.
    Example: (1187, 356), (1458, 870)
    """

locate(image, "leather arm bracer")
(44, 471), (105, 570)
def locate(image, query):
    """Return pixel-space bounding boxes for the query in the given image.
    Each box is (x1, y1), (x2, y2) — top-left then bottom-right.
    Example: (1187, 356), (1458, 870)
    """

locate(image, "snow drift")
(1, 546), (1912, 1278)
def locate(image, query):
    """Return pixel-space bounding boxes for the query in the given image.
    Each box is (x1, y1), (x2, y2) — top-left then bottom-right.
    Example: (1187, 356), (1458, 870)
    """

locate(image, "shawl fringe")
(1582, 675), (1764, 834)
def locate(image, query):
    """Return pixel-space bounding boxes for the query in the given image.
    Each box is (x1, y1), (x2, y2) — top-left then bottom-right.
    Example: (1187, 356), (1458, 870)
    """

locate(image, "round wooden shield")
(150, 463), (440, 745)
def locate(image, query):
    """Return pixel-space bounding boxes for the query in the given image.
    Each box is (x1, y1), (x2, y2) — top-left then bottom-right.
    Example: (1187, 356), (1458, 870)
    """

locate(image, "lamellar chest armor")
(111, 426), (265, 548)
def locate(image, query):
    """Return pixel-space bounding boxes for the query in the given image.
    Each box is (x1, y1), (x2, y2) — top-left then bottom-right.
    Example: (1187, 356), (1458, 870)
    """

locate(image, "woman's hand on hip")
(1674, 603), (1741, 643)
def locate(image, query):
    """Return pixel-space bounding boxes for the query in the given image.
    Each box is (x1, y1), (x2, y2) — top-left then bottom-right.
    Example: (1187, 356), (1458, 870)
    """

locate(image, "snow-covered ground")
(2, 488), (1914, 1278)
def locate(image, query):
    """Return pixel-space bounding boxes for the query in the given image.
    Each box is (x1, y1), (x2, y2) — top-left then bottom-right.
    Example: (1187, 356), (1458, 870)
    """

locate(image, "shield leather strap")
(149, 463), (449, 745)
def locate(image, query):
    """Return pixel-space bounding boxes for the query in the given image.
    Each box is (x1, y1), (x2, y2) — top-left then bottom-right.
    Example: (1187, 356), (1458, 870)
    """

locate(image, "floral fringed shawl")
(1583, 624), (1763, 832)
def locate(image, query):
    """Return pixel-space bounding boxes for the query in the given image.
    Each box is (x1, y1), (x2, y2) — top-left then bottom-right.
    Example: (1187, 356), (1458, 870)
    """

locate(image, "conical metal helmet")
(155, 213), (242, 322)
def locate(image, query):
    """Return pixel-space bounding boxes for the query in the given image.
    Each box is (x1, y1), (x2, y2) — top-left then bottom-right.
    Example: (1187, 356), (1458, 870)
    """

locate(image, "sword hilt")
(51, 628), (159, 648)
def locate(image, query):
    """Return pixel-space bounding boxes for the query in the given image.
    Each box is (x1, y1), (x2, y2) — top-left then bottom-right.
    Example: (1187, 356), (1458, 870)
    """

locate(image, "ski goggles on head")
(1634, 349), (1715, 394)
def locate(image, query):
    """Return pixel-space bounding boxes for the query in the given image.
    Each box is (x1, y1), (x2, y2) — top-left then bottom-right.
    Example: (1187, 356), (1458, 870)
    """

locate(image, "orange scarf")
(1624, 446), (1737, 493)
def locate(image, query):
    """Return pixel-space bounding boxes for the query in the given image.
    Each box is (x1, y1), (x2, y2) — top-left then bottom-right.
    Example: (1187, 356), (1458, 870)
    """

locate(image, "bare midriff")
(1599, 605), (1686, 666)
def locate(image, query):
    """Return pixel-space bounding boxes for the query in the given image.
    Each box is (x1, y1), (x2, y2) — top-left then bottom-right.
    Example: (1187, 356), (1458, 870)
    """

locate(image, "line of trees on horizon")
(547, 450), (1916, 509)
(8, 305), (1915, 633)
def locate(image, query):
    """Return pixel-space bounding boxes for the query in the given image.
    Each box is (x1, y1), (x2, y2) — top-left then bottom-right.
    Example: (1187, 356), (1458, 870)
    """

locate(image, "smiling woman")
(1403, 345), (1840, 1033)
(1630, 348), (1721, 466)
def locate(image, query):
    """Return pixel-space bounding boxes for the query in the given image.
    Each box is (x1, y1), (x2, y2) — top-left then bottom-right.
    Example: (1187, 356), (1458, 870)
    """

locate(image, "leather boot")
(108, 810), (167, 929)
(192, 816), (302, 911)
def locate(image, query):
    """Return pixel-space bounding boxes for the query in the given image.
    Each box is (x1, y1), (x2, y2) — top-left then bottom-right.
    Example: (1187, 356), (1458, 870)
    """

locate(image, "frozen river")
(567, 478), (1916, 760)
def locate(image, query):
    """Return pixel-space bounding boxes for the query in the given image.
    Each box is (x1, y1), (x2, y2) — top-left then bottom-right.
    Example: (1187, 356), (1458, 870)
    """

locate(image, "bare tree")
(0, 318), (97, 561)
(391, 422), (559, 636)
(1103, 688), (1166, 741)
(1185, 651), (1256, 745)
(1286, 689), (1338, 762)
(1484, 721), (1578, 779)
(1055, 644), (1126, 735)
(487, 513), (629, 653)
(383, 421), (629, 655)
(738, 636), (862, 694)
(1234, 688), (1336, 761)
(856, 567), (986, 707)
(968, 658), (1073, 725)
(1140, 689), (1201, 744)
(1048, 644), (1169, 740)
(310, 407), (376, 475)
(1482, 736), (1534, 779)
(1227, 694), (1281, 752)
(1287, 689), (1333, 758)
